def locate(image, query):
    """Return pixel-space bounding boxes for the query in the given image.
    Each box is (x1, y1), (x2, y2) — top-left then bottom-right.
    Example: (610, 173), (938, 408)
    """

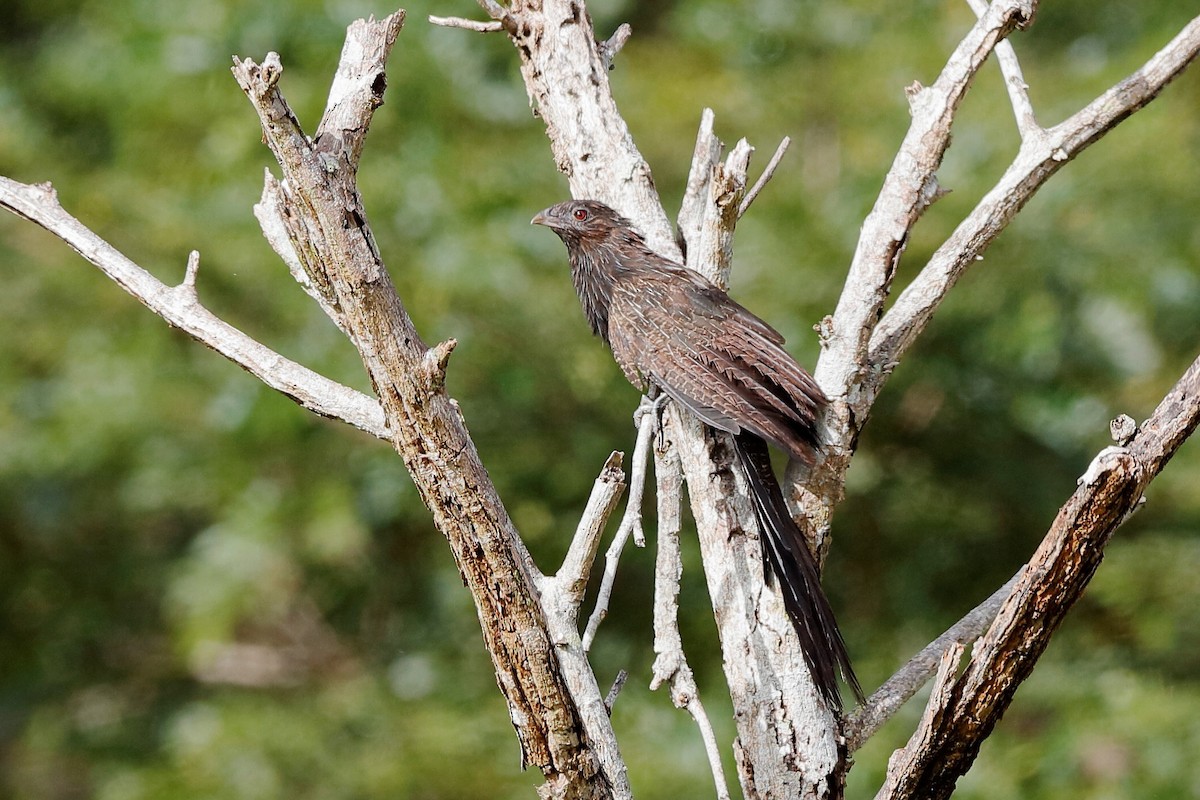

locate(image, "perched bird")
(533, 199), (863, 711)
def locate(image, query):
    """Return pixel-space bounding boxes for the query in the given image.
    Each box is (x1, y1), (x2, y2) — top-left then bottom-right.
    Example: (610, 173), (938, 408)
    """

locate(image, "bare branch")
(550, 451), (627, 613)
(231, 15), (630, 797)
(814, 0), (1037, 407)
(845, 573), (1018, 752)
(676, 114), (753, 285)
(868, 15), (1200, 404)
(874, 643), (967, 800)
(0, 177), (389, 440)
(792, 2), (1041, 560)
(671, 404), (842, 794)
(318, 13), (406, 171)
(876, 353), (1200, 799)
(428, 15), (504, 33)
(582, 397), (660, 651)
(676, 108), (723, 259)
(650, 421), (732, 800)
(965, 0), (1040, 137)
(738, 135), (791, 218)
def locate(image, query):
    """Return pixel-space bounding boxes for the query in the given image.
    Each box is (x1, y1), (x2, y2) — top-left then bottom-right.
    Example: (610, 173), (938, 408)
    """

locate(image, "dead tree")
(2, 3), (1199, 798)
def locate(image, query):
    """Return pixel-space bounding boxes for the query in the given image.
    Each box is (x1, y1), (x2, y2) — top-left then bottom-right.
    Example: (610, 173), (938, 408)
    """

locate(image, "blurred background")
(1, 1), (1198, 797)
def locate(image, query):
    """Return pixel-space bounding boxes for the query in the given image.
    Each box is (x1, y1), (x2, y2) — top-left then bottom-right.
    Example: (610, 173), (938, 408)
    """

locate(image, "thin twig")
(599, 23), (632, 70)
(582, 396), (662, 651)
(649, 415), (732, 800)
(0, 177), (390, 440)
(738, 135), (790, 218)
(604, 669), (629, 713)
(552, 451), (627, 614)
(844, 573), (1019, 751)
(428, 15), (504, 33)
(965, 0), (1039, 137)
(621, 396), (663, 550)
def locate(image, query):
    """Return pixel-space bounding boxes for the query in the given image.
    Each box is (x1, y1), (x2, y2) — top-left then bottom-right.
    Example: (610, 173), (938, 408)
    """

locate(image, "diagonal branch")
(965, 0), (1039, 137)
(794, 0), (1039, 567)
(548, 450), (626, 616)
(866, 15), (1200, 412)
(814, 0), (1037, 409)
(0, 176), (389, 440)
(876, 353), (1200, 800)
(739, 135), (791, 219)
(2, 11), (629, 799)
(229, 16), (630, 796)
(844, 574), (1018, 752)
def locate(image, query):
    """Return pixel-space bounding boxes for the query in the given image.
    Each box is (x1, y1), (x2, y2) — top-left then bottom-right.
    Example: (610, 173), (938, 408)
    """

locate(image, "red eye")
(573, 207), (589, 222)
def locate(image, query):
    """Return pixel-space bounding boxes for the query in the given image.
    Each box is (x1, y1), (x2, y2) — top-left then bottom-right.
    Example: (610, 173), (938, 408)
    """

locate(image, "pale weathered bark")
(228, 16), (626, 799)
(4, 3), (1200, 799)
(876, 354), (1200, 800)
(3, 12), (628, 800)
(0, 180), (388, 440)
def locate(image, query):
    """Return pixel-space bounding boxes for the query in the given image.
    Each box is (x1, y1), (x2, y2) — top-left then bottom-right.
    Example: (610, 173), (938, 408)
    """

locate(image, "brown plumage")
(533, 199), (863, 711)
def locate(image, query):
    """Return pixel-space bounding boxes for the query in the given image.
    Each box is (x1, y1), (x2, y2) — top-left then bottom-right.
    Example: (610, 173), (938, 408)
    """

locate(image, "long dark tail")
(732, 433), (864, 712)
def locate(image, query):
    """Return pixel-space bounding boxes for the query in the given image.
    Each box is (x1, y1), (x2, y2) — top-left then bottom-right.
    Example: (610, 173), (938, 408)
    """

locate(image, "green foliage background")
(1, 1), (1198, 797)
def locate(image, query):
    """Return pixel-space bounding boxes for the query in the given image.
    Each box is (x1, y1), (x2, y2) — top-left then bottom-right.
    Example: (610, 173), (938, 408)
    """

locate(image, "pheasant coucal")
(533, 199), (863, 711)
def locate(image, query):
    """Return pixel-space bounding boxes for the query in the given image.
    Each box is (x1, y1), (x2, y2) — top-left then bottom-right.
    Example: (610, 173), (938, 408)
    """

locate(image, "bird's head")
(531, 200), (632, 248)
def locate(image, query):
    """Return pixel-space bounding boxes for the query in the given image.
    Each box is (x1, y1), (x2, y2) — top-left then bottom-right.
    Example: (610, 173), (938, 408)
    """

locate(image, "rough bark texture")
(229, 15), (616, 799)
(876, 355), (1200, 800)
(494, 3), (848, 794)
(4, 4), (1200, 799)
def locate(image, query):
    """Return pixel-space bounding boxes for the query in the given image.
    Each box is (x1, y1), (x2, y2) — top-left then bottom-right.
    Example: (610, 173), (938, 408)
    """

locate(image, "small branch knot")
(816, 315), (835, 349)
(1110, 414), (1138, 445)
(421, 338), (458, 392)
(1014, 0), (1039, 30)
(1077, 445), (1131, 487)
(261, 52), (283, 89)
(918, 173), (951, 211)
(598, 24), (632, 70)
(904, 80), (927, 114)
(182, 250), (201, 294)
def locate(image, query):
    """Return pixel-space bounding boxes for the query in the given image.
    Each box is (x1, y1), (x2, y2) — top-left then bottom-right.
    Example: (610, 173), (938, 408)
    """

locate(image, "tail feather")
(733, 433), (864, 712)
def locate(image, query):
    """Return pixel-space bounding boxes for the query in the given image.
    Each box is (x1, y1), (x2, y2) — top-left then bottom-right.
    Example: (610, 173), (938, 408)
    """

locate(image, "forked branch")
(866, 15), (1200, 412)
(877, 354), (1200, 800)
